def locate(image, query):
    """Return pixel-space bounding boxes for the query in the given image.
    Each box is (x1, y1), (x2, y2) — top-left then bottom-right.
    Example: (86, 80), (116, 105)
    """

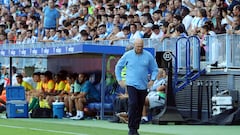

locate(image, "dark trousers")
(127, 86), (147, 133)
(113, 97), (128, 113)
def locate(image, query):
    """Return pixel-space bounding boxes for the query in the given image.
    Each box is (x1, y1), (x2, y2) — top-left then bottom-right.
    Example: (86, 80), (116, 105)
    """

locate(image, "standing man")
(42, 0), (60, 29)
(115, 38), (159, 135)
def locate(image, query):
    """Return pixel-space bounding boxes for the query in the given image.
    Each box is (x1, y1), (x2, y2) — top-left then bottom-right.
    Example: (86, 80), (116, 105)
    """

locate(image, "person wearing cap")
(143, 23), (153, 38)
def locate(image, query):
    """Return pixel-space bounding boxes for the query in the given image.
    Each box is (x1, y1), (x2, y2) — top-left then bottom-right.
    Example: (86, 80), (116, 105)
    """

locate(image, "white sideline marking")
(0, 124), (87, 135)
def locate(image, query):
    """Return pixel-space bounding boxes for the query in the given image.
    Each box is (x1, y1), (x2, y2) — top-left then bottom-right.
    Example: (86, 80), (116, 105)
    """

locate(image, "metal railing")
(1, 34), (240, 69)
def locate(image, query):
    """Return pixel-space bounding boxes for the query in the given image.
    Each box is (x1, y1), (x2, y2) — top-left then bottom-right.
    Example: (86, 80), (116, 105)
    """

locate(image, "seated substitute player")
(141, 68), (167, 124)
(70, 73), (100, 120)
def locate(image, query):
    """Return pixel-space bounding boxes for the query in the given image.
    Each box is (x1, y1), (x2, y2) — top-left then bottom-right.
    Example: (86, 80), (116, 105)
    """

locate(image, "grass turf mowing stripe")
(0, 119), (169, 135)
(0, 124), (87, 135)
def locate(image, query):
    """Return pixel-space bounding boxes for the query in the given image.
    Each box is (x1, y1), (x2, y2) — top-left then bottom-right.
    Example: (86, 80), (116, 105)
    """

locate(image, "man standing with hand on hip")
(115, 38), (159, 135)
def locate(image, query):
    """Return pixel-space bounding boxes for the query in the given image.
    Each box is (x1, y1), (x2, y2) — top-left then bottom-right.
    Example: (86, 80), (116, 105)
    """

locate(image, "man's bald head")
(134, 38), (144, 54)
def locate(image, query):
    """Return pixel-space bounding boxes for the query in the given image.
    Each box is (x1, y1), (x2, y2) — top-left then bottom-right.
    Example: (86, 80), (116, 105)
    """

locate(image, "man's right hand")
(118, 80), (126, 88)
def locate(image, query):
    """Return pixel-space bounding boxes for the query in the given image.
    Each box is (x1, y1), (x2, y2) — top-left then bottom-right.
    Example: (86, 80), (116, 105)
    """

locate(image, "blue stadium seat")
(86, 82), (125, 116)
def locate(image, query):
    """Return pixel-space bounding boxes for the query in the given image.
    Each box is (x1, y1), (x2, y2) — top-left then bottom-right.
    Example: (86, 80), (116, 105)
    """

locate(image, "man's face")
(134, 39), (144, 54)
(78, 74), (85, 84)
(16, 77), (22, 84)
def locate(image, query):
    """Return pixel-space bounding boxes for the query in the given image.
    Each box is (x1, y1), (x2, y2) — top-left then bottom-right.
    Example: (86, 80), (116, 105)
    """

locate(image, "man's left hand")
(148, 80), (154, 89)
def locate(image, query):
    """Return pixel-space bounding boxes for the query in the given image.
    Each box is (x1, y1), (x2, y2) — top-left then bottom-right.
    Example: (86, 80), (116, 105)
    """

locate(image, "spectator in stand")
(106, 25), (122, 41)
(80, 30), (91, 41)
(70, 73), (100, 120)
(109, 26), (130, 44)
(65, 4), (80, 24)
(82, 6), (90, 21)
(160, 21), (169, 41)
(172, 24), (188, 37)
(174, 0), (187, 15)
(164, 12), (174, 25)
(89, 28), (99, 40)
(188, 8), (201, 35)
(95, 23), (109, 41)
(181, 7), (193, 32)
(136, 2), (144, 16)
(0, 24), (6, 35)
(41, 0), (60, 29)
(150, 0), (158, 15)
(0, 33), (7, 44)
(22, 29), (37, 44)
(70, 25), (81, 42)
(6, 31), (16, 44)
(150, 24), (164, 39)
(127, 15), (135, 26)
(227, 16), (240, 34)
(232, 4), (240, 17)
(152, 10), (163, 26)
(167, 0), (175, 14)
(60, 29), (71, 41)
(119, 15), (129, 30)
(143, 23), (153, 38)
(106, 15), (115, 34)
(227, 0), (240, 12)
(159, 3), (168, 18)
(143, 5), (150, 14)
(86, 15), (97, 30)
(129, 6), (138, 15)
(133, 15), (140, 24)
(221, 7), (234, 31)
(129, 23), (143, 42)
(119, 5), (128, 15)
(197, 8), (209, 30)
(78, 17), (88, 32)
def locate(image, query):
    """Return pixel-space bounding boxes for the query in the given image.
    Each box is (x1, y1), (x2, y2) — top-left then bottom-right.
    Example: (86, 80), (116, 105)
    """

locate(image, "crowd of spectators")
(0, 0), (240, 45)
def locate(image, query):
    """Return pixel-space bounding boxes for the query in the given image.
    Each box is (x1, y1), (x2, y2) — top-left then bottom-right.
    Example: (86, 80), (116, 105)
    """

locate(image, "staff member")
(115, 38), (158, 135)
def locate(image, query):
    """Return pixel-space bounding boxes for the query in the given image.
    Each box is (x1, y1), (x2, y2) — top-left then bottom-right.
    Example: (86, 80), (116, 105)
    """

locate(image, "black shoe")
(108, 116), (120, 123)
(140, 119), (148, 124)
(211, 61), (218, 67)
(128, 131), (139, 135)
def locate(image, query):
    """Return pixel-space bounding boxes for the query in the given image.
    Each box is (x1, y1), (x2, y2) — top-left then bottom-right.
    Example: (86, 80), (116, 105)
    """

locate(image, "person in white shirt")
(150, 25), (164, 39)
(22, 30), (38, 44)
(181, 7), (193, 32)
(129, 23), (143, 43)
